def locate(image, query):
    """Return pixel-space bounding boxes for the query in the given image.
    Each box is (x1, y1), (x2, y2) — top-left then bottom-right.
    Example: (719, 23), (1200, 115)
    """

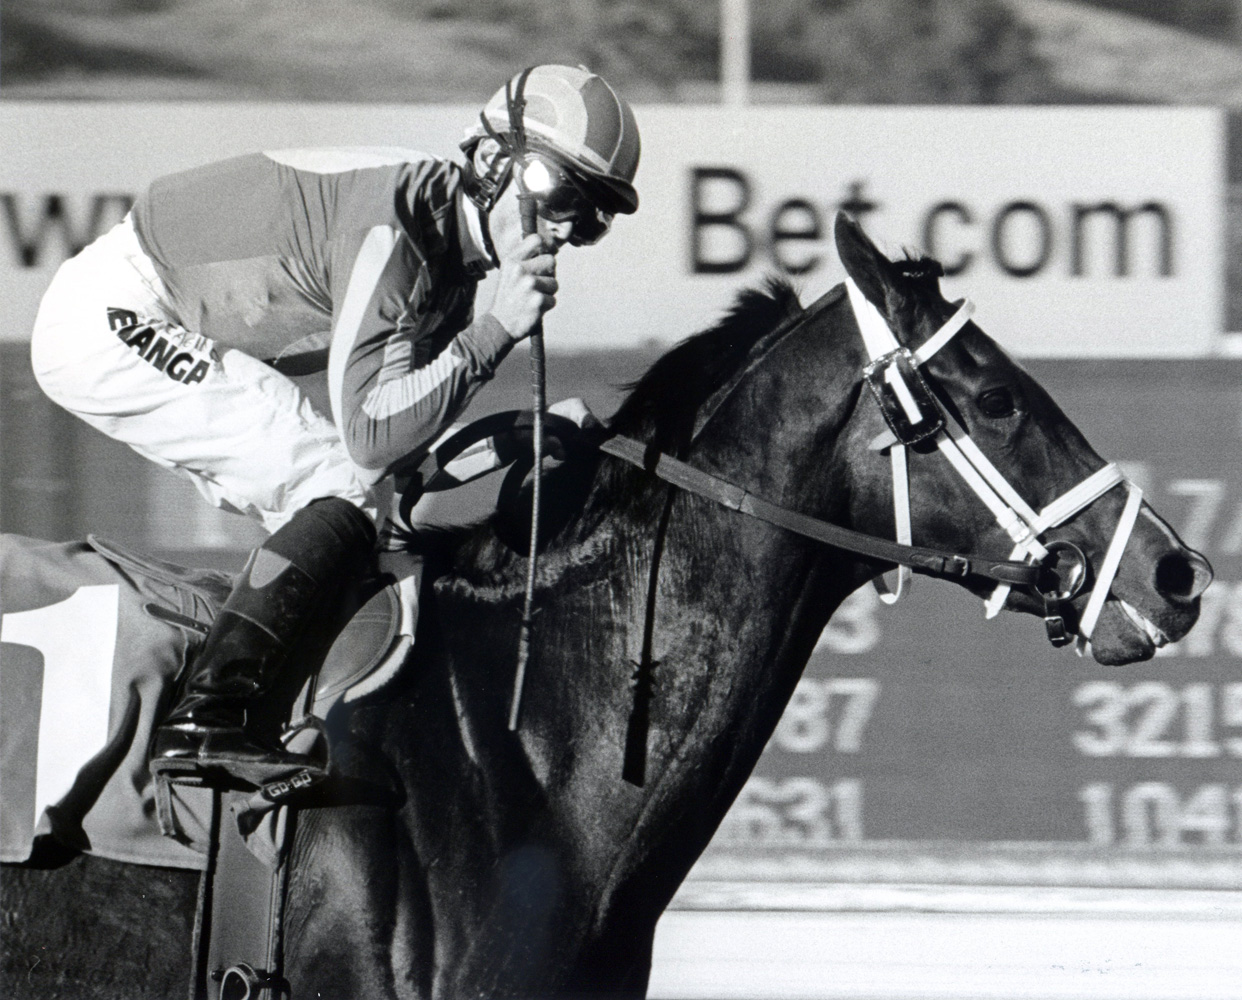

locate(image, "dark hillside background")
(7, 0), (1242, 103)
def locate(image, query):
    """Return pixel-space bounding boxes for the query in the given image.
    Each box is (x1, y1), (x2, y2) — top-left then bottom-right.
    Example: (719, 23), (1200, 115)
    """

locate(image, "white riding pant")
(29, 217), (381, 534)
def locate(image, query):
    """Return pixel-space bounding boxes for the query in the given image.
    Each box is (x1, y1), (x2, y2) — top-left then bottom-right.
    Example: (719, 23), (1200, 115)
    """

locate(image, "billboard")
(0, 104), (1225, 356)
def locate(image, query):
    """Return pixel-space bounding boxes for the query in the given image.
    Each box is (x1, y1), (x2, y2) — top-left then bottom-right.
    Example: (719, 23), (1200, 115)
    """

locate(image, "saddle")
(89, 535), (419, 721)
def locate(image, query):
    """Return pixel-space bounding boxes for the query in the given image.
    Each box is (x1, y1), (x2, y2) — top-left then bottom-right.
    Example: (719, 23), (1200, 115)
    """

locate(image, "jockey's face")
(474, 142), (595, 258)
(488, 177), (576, 257)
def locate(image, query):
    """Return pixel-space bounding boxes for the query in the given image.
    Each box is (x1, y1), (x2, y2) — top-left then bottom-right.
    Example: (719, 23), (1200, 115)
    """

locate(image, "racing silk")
(130, 148), (512, 479)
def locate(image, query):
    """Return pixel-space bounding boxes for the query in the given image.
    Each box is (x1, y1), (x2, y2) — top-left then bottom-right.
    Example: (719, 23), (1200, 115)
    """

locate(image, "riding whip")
(507, 69), (544, 731)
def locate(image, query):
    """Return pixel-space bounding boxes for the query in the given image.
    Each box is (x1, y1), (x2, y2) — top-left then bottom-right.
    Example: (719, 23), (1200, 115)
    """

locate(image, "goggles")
(519, 156), (614, 246)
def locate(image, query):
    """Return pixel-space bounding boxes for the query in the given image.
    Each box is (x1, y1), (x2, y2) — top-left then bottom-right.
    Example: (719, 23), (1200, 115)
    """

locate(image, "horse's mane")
(894, 254), (945, 297)
(605, 253), (937, 457)
(898, 253), (942, 276)
(608, 277), (805, 454)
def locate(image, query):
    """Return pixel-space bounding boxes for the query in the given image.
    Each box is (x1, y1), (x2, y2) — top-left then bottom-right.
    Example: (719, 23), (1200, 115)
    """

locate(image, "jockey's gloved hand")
(495, 397), (603, 465)
(413, 398), (602, 495)
(547, 396), (602, 430)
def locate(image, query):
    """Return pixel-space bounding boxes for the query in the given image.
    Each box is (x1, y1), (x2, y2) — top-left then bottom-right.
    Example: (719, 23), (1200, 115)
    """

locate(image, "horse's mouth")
(1117, 598), (1169, 648)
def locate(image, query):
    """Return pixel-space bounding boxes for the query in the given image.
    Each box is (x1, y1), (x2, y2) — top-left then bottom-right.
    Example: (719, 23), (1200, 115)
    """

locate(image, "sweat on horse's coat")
(2, 215), (1209, 1000)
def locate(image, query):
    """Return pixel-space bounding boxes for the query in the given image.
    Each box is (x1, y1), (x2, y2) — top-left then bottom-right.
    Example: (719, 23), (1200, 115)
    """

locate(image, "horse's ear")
(834, 212), (900, 316)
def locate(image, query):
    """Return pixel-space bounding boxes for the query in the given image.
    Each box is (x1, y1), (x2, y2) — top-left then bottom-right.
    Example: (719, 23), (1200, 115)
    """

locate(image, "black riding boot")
(150, 497), (376, 789)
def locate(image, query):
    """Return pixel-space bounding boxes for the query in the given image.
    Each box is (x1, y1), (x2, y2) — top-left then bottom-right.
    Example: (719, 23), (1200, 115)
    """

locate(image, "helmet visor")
(520, 156), (614, 246)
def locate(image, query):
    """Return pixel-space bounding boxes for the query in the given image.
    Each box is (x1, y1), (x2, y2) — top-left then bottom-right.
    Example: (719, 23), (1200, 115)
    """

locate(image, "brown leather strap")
(598, 434), (1041, 589)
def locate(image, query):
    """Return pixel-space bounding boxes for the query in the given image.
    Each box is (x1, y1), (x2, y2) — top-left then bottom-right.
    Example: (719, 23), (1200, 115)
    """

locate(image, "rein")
(420, 280), (1143, 653)
(599, 280), (1141, 650)
(597, 434), (1041, 589)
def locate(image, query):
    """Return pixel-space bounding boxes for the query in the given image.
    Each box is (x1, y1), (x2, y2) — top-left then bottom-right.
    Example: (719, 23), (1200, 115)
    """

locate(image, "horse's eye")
(977, 387), (1016, 418)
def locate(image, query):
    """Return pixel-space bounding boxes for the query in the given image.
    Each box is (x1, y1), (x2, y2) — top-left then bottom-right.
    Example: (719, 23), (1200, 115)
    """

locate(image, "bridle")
(843, 278), (1145, 652)
(410, 280), (1144, 653)
(599, 279), (1144, 653)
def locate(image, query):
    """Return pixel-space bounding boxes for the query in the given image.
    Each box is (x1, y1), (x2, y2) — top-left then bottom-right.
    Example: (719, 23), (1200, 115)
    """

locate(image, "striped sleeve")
(327, 226), (513, 477)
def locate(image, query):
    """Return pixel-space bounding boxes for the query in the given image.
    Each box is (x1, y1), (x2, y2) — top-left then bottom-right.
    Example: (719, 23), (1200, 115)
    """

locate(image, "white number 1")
(1, 585), (118, 829)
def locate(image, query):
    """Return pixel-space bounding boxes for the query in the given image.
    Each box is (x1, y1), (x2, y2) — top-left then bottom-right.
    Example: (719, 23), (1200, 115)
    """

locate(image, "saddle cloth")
(0, 533), (418, 869)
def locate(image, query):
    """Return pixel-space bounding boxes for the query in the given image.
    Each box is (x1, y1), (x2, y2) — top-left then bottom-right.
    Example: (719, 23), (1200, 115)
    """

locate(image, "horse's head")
(833, 212), (1211, 665)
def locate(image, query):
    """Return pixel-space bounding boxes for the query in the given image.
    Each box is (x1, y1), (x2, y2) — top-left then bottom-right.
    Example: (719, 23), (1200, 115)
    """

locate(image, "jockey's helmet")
(461, 64), (640, 238)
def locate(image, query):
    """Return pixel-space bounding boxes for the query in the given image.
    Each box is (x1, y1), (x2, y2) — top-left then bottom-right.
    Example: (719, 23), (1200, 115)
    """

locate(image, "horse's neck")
(350, 315), (873, 965)
(453, 371), (855, 796)
(571, 316), (869, 818)
(486, 314), (870, 796)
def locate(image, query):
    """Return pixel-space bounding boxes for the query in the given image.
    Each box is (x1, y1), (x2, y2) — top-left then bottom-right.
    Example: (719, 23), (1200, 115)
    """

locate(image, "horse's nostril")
(1155, 550), (1214, 601)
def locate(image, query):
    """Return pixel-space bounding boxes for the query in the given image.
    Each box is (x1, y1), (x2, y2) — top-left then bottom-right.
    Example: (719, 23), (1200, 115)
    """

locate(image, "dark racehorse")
(2, 215), (1211, 999)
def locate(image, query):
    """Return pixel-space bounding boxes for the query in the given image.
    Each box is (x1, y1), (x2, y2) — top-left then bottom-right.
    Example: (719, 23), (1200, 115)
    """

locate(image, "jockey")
(28, 64), (641, 790)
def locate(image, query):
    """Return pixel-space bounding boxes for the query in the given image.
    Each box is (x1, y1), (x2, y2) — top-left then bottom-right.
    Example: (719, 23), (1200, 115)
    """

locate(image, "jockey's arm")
(326, 232), (514, 482)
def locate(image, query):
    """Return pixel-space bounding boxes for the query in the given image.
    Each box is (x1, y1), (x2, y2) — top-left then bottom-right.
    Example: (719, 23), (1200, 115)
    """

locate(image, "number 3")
(1073, 680), (1128, 756)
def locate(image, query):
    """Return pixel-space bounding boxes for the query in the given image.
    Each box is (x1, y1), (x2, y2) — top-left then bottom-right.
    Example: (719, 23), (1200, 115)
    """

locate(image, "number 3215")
(1073, 681), (1242, 758)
